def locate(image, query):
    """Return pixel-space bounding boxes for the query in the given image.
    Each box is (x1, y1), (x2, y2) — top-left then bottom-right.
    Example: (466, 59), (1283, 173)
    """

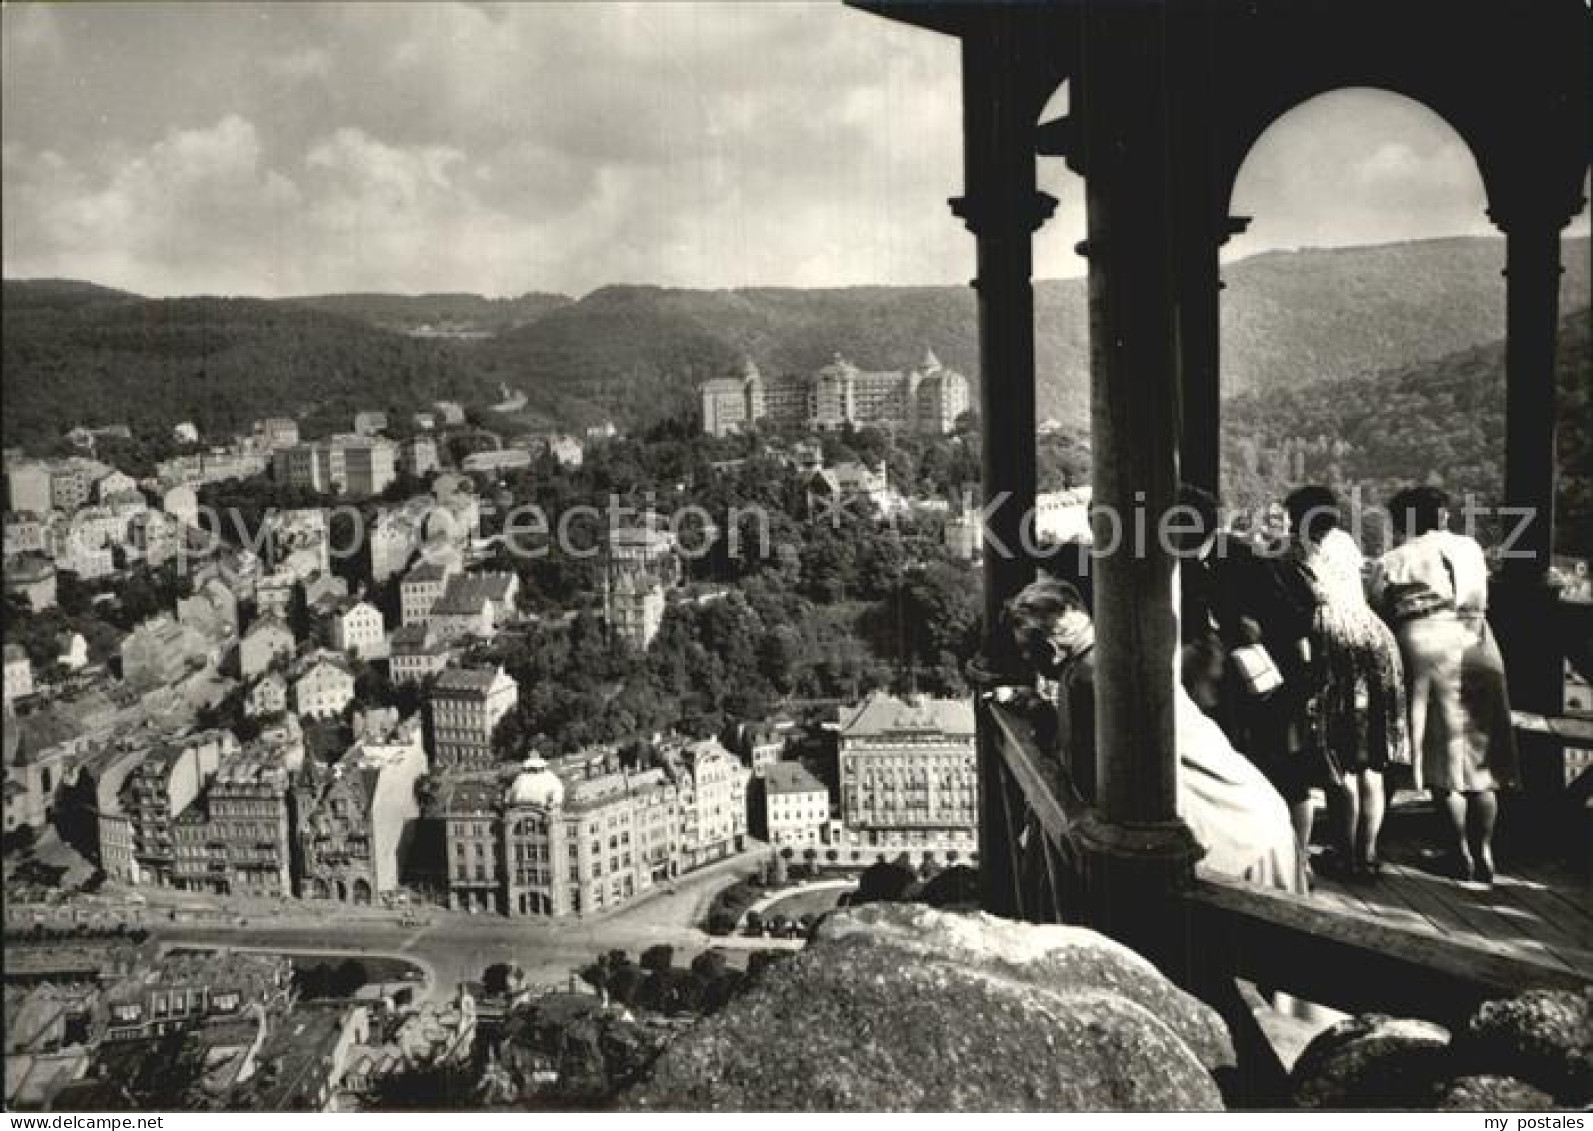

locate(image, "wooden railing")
(974, 689), (1590, 1101)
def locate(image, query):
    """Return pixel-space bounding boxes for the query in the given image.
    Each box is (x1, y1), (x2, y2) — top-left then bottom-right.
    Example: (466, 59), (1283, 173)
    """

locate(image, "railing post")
(951, 16), (1052, 918)
(1071, 0), (1202, 966)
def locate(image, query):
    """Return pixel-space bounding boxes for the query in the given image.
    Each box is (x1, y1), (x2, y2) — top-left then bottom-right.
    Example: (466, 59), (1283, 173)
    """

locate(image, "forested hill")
(277, 291), (571, 337)
(1222, 306), (1592, 557)
(0, 294), (514, 445)
(4, 235), (1587, 447)
(481, 235), (1588, 425)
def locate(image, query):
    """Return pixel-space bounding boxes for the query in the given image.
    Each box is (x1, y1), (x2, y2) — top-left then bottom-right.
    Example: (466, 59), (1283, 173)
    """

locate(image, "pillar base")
(1073, 809), (1202, 975)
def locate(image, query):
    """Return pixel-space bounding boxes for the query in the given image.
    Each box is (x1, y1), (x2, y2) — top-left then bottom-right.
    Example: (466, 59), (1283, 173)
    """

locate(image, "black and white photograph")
(1, 0), (1589, 1116)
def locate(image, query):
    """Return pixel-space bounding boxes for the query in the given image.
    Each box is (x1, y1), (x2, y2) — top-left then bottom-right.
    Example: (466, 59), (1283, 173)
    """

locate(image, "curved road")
(147, 852), (800, 1000)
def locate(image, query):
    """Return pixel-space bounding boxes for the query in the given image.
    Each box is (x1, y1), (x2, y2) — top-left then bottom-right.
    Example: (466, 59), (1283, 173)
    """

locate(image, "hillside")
(1222, 306), (1593, 557)
(4, 236), (1587, 450)
(482, 236), (1589, 426)
(277, 291), (571, 337)
(0, 295), (515, 445)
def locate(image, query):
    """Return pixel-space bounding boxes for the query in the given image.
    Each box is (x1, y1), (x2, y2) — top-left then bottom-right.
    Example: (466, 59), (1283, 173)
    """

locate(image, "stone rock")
(624, 905), (1226, 1111)
(815, 903), (1235, 1072)
(1432, 1075), (1557, 1111)
(1454, 988), (1593, 1105)
(1291, 1014), (1452, 1109)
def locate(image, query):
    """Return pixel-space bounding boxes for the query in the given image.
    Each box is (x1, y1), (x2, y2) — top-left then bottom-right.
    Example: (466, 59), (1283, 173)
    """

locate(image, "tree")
(855, 859), (915, 904)
(639, 944), (674, 974)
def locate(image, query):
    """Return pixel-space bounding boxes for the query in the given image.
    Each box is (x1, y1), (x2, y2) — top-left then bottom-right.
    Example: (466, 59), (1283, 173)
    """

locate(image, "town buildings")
(171, 742), (294, 896)
(663, 737), (749, 870)
(388, 623), (453, 686)
(271, 435), (397, 497)
(294, 712), (427, 903)
(699, 349), (970, 437)
(400, 560), (456, 626)
(4, 555), (57, 611)
(603, 526), (677, 651)
(428, 666), (518, 770)
(327, 599), (387, 661)
(763, 762), (830, 851)
(428, 571), (519, 643)
(4, 644), (34, 706)
(118, 731), (238, 888)
(292, 652), (357, 719)
(836, 691), (978, 865)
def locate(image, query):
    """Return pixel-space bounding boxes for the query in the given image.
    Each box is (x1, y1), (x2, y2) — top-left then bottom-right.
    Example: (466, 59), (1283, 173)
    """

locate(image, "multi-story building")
(699, 349), (970, 437)
(388, 623), (454, 686)
(245, 671), (289, 718)
(6, 460), (54, 516)
(735, 719), (791, 777)
(171, 743), (294, 896)
(3, 514), (52, 557)
(94, 744), (150, 884)
(764, 762), (830, 850)
(292, 652), (356, 719)
(398, 435), (439, 480)
(664, 737), (749, 870)
(341, 436), (398, 497)
(119, 615), (213, 690)
(605, 574), (666, 652)
(328, 599), (387, 661)
(120, 730), (237, 887)
(239, 616), (296, 680)
(836, 691), (978, 866)
(603, 526), (677, 651)
(254, 417), (301, 450)
(99, 950), (294, 1044)
(400, 560), (456, 626)
(428, 571), (518, 643)
(295, 712), (427, 903)
(699, 359), (767, 437)
(436, 773), (503, 913)
(4, 644), (34, 706)
(427, 665), (518, 770)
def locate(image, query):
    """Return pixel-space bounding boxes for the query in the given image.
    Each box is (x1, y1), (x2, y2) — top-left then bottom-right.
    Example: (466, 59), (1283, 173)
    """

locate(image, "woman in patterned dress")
(1284, 486), (1410, 878)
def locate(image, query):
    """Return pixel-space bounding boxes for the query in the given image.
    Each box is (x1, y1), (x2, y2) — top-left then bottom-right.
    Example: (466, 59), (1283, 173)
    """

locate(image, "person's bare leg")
(1290, 798), (1315, 857)
(1357, 770), (1386, 869)
(1467, 790), (1499, 882)
(1433, 787), (1472, 878)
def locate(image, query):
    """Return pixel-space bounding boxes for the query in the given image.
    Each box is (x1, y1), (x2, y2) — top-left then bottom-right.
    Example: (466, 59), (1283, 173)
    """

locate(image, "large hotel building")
(700, 350), (970, 437)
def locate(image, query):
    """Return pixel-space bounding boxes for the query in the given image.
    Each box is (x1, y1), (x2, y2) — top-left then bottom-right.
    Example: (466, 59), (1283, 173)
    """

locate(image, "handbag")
(1229, 642), (1284, 698)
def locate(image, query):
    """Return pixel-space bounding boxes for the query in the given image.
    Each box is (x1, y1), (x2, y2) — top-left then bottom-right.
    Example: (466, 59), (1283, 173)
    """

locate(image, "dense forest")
(1222, 306), (1592, 557)
(278, 291), (570, 337)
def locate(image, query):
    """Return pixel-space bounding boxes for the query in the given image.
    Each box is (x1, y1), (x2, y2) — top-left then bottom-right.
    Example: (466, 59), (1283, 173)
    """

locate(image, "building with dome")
(436, 746), (698, 919)
(699, 349), (970, 437)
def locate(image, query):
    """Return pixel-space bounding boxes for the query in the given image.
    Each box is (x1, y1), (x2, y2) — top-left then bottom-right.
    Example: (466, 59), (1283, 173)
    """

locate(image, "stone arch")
(1223, 86), (1491, 233)
(351, 878), (372, 905)
(334, 879), (349, 903)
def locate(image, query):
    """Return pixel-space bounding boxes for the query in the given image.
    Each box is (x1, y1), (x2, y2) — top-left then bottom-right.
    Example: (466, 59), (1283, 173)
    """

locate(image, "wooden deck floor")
(1308, 802), (1593, 980)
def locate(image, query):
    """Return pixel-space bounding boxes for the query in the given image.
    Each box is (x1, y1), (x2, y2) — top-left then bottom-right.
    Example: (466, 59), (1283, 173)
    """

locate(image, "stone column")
(952, 19), (1053, 919)
(1493, 211), (1572, 784)
(1072, 0), (1201, 949)
(1178, 216), (1251, 498)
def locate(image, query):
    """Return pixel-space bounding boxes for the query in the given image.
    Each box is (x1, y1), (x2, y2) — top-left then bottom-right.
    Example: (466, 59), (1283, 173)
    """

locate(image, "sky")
(2, 1), (1585, 299)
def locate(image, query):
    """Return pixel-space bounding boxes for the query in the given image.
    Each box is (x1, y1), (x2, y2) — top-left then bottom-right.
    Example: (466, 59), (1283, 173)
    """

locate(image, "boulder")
(816, 903), (1235, 1072)
(625, 904), (1227, 1111)
(1432, 1075), (1556, 1111)
(1453, 988), (1592, 1105)
(1290, 1014), (1452, 1109)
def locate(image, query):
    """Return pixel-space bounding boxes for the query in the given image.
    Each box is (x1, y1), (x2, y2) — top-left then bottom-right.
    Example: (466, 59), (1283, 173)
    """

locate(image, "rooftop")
(765, 762), (827, 797)
(838, 691), (976, 740)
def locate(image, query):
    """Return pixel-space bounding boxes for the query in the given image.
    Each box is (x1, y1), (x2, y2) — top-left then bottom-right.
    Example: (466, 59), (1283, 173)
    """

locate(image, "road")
(142, 851), (798, 1000)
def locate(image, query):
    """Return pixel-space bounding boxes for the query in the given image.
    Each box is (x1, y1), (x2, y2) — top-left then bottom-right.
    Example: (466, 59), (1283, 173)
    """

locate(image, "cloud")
(5, 6), (1579, 297)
